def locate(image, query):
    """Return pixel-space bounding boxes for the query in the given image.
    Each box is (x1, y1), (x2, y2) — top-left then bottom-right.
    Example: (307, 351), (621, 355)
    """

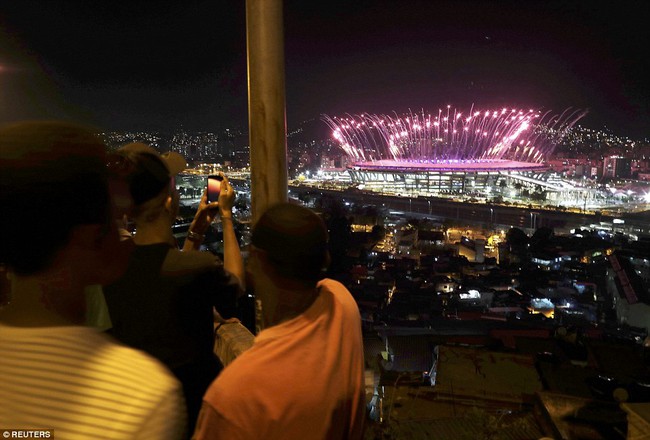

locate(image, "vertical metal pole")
(246, 0), (288, 225)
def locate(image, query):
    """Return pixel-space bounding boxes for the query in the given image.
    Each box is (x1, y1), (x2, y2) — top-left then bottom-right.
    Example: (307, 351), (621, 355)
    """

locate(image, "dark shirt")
(104, 243), (240, 369)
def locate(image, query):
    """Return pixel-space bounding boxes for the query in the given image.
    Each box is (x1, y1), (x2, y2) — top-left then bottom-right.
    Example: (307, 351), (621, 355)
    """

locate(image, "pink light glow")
(322, 106), (586, 163)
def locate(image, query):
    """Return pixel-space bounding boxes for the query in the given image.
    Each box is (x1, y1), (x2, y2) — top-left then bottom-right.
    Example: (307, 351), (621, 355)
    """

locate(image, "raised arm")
(182, 176), (244, 289)
(216, 177), (244, 290)
(183, 189), (219, 253)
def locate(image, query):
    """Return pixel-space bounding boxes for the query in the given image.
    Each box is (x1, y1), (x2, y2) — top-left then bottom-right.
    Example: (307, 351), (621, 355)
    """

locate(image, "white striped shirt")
(0, 324), (186, 439)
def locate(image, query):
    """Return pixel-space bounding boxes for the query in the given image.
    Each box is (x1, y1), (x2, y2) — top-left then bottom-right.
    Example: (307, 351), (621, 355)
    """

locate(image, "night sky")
(0, 0), (648, 137)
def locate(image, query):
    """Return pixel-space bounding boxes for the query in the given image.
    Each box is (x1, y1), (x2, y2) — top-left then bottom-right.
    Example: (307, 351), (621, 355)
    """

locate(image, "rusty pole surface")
(246, 0), (288, 225)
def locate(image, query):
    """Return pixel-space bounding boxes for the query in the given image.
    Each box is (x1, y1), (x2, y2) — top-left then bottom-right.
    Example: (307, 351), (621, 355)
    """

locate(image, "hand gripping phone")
(207, 174), (224, 203)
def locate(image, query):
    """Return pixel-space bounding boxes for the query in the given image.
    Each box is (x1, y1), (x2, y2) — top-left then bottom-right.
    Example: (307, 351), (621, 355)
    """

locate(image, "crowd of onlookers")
(0, 121), (366, 439)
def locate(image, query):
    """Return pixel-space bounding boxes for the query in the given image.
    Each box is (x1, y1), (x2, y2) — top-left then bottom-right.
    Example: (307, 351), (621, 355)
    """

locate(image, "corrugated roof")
(366, 412), (543, 440)
(435, 346), (542, 404)
(385, 335), (436, 372)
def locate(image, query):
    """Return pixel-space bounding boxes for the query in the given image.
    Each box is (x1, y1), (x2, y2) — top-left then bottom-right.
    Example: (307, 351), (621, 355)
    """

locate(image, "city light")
(644, 192), (650, 203)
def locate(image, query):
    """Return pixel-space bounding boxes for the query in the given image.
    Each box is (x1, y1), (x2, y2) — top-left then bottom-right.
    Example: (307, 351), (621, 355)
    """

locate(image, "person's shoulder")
(161, 248), (221, 276)
(318, 278), (361, 315)
(92, 330), (176, 372)
(318, 278), (354, 301)
(99, 335), (183, 394)
(318, 277), (347, 292)
(1, 325), (180, 394)
(106, 339), (173, 372)
(58, 329), (176, 384)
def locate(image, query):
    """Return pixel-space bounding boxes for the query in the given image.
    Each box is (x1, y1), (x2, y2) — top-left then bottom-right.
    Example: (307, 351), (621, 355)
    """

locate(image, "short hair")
(107, 143), (185, 220)
(0, 121), (110, 275)
(251, 203), (329, 284)
(107, 150), (170, 207)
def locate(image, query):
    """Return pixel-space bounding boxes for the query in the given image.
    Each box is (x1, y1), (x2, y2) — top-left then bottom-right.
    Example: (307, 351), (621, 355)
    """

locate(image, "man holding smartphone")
(103, 143), (244, 434)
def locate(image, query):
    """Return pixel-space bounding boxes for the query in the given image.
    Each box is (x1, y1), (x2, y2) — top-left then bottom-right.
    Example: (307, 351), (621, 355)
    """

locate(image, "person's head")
(107, 142), (186, 225)
(0, 121), (121, 284)
(249, 203), (330, 290)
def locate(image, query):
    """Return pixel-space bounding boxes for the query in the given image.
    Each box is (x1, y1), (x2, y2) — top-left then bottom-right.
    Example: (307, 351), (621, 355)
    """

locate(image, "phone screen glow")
(207, 176), (222, 202)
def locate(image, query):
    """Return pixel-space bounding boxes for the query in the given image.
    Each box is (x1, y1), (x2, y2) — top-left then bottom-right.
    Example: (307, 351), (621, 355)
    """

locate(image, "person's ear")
(164, 195), (173, 213)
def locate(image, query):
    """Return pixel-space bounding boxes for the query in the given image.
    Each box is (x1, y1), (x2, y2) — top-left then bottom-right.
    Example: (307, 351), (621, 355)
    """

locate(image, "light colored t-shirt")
(0, 324), (186, 439)
(194, 278), (365, 440)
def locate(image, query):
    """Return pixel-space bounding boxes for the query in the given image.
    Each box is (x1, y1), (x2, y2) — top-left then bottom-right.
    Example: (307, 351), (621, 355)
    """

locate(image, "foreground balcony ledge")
(213, 321), (255, 367)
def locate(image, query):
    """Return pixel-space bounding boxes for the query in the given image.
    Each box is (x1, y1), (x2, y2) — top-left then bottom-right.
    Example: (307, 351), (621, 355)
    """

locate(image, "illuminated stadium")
(323, 107), (585, 194)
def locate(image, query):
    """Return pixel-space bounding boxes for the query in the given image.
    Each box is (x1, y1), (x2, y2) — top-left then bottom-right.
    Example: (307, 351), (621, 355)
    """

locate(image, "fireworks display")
(323, 106), (586, 164)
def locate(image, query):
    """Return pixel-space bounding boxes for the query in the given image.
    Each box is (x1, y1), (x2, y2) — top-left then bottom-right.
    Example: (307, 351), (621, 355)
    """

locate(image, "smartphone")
(207, 174), (224, 202)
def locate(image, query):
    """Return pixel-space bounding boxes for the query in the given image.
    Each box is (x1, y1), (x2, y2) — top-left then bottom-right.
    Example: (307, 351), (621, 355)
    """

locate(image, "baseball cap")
(111, 142), (186, 206)
(119, 142), (186, 175)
